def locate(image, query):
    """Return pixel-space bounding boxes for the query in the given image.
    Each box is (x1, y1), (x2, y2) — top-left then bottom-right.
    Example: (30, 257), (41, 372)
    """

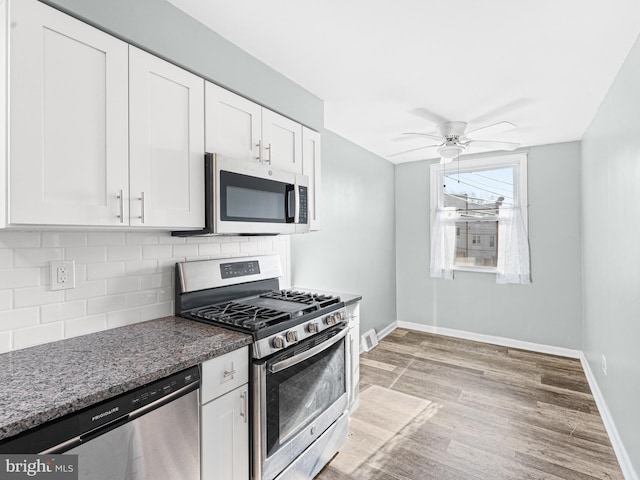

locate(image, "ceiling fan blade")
(467, 139), (520, 151)
(469, 98), (534, 125)
(386, 144), (440, 158)
(465, 121), (517, 138)
(400, 132), (443, 142)
(409, 107), (448, 126)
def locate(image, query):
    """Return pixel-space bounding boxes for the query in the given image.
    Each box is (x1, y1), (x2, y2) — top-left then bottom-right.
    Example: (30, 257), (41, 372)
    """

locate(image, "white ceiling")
(167, 0), (640, 164)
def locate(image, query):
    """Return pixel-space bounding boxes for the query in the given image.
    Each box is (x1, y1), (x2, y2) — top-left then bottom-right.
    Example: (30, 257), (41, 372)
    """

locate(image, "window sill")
(453, 266), (497, 274)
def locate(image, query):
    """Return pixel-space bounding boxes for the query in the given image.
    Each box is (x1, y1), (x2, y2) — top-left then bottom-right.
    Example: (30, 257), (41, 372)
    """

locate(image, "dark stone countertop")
(0, 316), (252, 441)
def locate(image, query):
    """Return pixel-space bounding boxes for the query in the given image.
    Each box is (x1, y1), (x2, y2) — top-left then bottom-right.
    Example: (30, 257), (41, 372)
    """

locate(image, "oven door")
(253, 325), (348, 480)
(215, 155), (300, 234)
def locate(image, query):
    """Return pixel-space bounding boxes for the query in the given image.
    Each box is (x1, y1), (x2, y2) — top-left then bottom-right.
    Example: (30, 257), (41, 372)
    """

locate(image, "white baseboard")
(396, 321), (581, 358)
(376, 321), (398, 341)
(580, 353), (638, 480)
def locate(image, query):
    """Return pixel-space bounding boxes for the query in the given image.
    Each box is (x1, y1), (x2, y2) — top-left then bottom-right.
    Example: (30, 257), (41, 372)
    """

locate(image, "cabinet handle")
(265, 143), (272, 165)
(240, 391), (247, 423)
(256, 140), (262, 162)
(139, 192), (145, 223)
(223, 367), (236, 379)
(117, 190), (124, 223)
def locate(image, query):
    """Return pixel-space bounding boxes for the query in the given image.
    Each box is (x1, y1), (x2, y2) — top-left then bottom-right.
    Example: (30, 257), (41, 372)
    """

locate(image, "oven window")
(265, 337), (345, 456)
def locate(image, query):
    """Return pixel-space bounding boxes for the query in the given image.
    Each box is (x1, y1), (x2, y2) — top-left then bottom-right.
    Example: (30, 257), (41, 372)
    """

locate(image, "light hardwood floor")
(316, 328), (623, 480)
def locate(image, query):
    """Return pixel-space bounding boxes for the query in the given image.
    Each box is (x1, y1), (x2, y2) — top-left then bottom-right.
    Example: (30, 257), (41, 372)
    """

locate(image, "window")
(430, 153), (530, 284)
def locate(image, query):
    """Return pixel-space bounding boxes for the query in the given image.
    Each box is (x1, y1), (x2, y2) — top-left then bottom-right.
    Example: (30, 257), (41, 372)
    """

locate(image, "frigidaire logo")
(91, 406), (119, 422)
(1, 455), (78, 479)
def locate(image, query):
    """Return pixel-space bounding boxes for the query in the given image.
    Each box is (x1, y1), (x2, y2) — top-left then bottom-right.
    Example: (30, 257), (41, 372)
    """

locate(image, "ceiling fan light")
(438, 144), (465, 159)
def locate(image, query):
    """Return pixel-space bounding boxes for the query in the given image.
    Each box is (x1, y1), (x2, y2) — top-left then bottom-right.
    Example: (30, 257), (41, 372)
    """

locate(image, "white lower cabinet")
(347, 303), (361, 414)
(200, 347), (250, 480)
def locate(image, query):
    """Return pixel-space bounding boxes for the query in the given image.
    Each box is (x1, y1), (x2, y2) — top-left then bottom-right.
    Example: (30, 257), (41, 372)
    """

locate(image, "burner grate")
(260, 290), (340, 309)
(192, 302), (291, 331)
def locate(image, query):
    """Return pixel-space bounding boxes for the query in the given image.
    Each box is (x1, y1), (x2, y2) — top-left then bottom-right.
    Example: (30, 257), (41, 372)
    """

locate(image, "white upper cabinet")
(129, 46), (204, 229)
(261, 109), (302, 174)
(302, 127), (321, 230)
(205, 82), (303, 174)
(9, 0), (129, 226)
(205, 82), (261, 162)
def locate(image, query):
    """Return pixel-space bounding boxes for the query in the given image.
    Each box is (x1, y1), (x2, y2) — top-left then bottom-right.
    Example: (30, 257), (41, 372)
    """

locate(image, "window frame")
(430, 153), (528, 273)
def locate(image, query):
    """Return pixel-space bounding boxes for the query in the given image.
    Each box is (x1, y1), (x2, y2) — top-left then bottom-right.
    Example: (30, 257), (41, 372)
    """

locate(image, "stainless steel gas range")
(175, 255), (349, 480)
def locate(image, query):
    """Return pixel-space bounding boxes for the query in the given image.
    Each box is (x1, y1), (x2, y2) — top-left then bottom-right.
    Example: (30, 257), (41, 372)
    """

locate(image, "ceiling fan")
(389, 118), (520, 163)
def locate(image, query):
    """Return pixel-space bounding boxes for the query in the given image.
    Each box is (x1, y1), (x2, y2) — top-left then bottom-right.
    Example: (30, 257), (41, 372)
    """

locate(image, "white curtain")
(430, 207), (457, 280)
(496, 206), (531, 284)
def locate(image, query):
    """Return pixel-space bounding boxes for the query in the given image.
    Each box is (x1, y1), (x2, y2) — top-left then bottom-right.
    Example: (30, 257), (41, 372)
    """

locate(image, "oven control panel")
(253, 308), (347, 359)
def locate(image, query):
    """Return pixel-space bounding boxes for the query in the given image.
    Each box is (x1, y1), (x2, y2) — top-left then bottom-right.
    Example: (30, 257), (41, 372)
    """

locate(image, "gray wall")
(41, 0), (323, 130)
(291, 131), (397, 334)
(581, 33), (640, 474)
(396, 142), (583, 349)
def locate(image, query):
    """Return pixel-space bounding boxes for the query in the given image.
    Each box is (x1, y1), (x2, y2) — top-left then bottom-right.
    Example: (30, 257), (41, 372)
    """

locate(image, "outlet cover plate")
(50, 260), (76, 290)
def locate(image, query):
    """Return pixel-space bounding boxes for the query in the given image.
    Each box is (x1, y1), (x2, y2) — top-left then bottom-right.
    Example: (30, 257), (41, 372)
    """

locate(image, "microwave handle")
(285, 184), (295, 223)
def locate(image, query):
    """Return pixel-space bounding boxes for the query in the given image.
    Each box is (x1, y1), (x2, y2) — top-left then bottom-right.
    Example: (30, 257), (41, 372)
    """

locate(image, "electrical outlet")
(50, 260), (76, 290)
(601, 354), (608, 376)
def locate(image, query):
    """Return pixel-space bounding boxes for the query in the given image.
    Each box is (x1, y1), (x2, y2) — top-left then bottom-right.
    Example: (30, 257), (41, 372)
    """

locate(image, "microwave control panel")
(299, 186), (308, 224)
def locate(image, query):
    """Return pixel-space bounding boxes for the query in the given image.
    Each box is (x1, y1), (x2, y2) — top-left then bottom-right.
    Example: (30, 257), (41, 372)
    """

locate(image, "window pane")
(443, 166), (514, 217)
(454, 221), (498, 267)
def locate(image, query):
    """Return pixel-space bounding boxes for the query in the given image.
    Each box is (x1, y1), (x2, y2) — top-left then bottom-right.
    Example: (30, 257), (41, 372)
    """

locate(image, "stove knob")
(286, 331), (298, 343)
(272, 336), (285, 349)
(307, 322), (319, 334)
(325, 315), (336, 326)
(336, 311), (344, 321)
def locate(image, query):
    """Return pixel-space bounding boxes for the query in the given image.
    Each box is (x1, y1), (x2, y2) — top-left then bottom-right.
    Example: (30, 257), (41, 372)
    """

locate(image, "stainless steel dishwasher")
(0, 366), (200, 480)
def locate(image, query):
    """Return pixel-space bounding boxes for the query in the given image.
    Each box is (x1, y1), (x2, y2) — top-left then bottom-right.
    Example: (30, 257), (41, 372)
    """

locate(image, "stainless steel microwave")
(173, 153), (309, 236)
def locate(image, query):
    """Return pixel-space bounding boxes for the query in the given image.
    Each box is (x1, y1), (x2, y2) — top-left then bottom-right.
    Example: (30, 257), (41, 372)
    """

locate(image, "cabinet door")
(201, 385), (249, 480)
(262, 109), (302, 174)
(205, 82), (261, 162)
(9, 0), (129, 226)
(302, 127), (322, 230)
(129, 47), (205, 229)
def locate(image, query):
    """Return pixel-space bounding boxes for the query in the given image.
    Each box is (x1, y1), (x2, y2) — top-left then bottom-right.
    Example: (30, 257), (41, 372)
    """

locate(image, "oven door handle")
(268, 327), (348, 373)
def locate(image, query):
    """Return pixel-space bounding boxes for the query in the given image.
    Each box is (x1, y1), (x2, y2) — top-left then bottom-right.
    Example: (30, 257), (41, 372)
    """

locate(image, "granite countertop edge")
(0, 316), (252, 442)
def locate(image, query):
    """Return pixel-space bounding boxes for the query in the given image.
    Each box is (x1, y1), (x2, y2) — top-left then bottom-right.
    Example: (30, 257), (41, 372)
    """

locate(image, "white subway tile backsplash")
(88, 294), (127, 315)
(107, 308), (142, 329)
(14, 287), (64, 308)
(13, 322), (64, 349)
(0, 307), (39, 331)
(107, 246), (142, 262)
(0, 232), (41, 248)
(65, 280), (106, 301)
(142, 245), (172, 259)
(0, 250), (13, 268)
(126, 290), (157, 308)
(172, 243), (199, 258)
(198, 243), (221, 257)
(13, 248), (63, 268)
(0, 268), (40, 290)
(0, 231), (290, 351)
(65, 314), (107, 339)
(0, 331), (11, 353)
(125, 232), (159, 245)
(141, 302), (172, 321)
(87, 262), (125, 280)
(42, 232), (87, 248)
(66, 247), (107, 264)
(220, 243), (241, 255)
(106, 276), (142, 295)
(88, 232), (125, 246)
(41, 300), (86, 323)
(0, 291), (12, 311)
(140, 273), (171, 290)
(125, 260), (158, 276)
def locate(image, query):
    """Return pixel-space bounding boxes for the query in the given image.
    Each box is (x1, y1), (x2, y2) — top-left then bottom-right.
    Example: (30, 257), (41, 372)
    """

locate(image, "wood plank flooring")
(315, 328), (623, 480)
